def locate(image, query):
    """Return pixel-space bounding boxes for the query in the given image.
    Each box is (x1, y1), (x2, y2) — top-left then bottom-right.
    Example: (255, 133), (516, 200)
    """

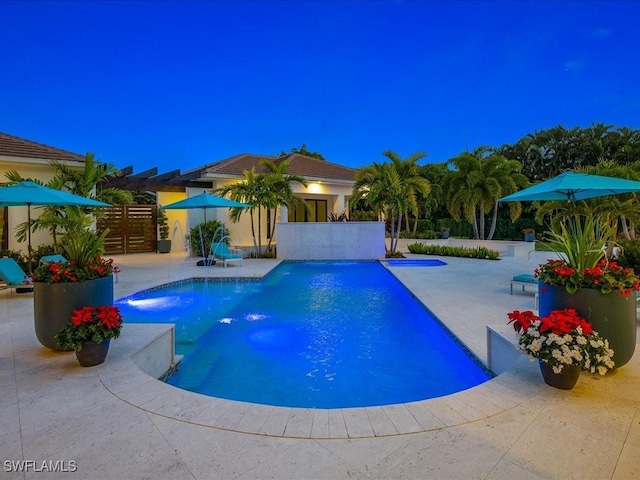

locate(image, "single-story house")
(0, 132), (86, 252)
(160, 153), (357, 251)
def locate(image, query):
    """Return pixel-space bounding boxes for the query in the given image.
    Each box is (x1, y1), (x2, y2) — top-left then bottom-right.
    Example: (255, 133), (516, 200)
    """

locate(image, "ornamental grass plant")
(538, 213), (640, 294)
(507, 308), (615, 375)
(31, 228), (115, 283)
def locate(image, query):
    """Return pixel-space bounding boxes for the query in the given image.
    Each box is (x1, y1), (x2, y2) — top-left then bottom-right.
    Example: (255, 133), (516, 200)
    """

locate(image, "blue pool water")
(387, 259), (447, 267)
(116, 262), (491, 408)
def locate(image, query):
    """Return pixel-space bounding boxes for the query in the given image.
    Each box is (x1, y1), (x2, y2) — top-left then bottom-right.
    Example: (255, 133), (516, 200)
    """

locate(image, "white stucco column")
(280, 206), (288, 223)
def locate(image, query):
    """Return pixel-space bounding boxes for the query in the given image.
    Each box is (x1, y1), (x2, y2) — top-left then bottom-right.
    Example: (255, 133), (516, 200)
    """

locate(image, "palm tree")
(215, 167), (269, 257)
(259, 159), (308, 251)
(4, 153), (132, 248)
(350, 154), (430, 254)
(447, 149), (527, 240)
(381, 150), (429, 232)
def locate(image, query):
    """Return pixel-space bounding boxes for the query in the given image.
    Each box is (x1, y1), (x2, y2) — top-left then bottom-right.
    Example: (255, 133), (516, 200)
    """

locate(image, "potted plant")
(507, 308), (614, 389)
(157, 206), (171, 253)
(535, 214), (638, 367)
(32, 228), (115, 351)
(54, 305), (123, 366)
(522, 227), (536, 242)
(440, 226), (450, 239)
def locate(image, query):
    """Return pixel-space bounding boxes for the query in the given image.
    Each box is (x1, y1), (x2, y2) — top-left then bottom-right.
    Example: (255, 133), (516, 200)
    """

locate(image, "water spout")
(172, 221), (187, 251)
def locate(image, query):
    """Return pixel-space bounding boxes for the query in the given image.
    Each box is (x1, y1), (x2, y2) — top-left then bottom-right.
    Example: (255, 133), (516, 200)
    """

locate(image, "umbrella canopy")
(0, 181), (111, 273)
(161, 192), (249, 222)
(499, 171), (640, 202)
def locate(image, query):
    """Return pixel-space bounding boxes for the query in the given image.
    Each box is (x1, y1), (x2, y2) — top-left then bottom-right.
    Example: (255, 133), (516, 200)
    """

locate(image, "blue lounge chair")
(0, 257), (33, 291)
(39, 254), (67, 265)
(208, 225), (243, 267)
(211, 241), (243, 267)
(510, 273), (538, 295)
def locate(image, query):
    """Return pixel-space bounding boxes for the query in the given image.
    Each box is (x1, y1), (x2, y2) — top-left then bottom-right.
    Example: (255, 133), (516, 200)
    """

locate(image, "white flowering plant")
(507, 308), (615, 375)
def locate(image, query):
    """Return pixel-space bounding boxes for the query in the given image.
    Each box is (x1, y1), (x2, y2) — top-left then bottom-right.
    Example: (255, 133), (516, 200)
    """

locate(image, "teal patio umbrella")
(161, 192), (249, 263)
(0, 181), (111, 273)
(161, 192), (249, 222)
(499, 171), (640, 203)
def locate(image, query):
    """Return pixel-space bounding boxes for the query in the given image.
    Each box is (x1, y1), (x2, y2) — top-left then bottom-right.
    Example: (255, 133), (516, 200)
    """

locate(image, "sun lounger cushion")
(510, 273), (538, 295)
(512, 274), (537, 284)
(40, 254), (67, 264)
(0, 258), (32, 286)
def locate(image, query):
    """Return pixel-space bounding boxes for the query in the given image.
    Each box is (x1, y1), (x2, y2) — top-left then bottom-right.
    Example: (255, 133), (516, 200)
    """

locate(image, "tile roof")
(0, 132), (85, 163)
(196, 153), (356, 182)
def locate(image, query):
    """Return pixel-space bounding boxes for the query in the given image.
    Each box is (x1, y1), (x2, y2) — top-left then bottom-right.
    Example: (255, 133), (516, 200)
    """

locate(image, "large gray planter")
(538, 284), (637, 368)
(34, 275), (114, 351)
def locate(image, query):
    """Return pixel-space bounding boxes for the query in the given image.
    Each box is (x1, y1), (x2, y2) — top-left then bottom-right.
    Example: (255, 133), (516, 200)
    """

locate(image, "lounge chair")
(208, 225), (243, 267)
(0, 257), (33, 292)
(39, 254), (67, 265)
(510, 273), (538, 295)
(211, 241), (243, 267)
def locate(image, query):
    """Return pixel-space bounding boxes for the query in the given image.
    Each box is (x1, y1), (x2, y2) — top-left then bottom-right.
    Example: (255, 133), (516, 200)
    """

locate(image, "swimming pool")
(387, 259), (447, 267)
(116, 261), (491, 408)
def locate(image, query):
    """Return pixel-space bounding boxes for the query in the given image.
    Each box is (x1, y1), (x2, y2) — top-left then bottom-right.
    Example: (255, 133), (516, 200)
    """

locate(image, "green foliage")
(541, 215), (614, 274)
(61, 228), (108, 268)
(615, 239), (640, 273)
(536, 258), (640, 295)
(415, 219), (434, 233)
(496, 123), (640, 182)
(399, 230), (438, 239)
(407, 242), (500, 260)
(157, 207), (170, 240)
(32, 255), (114, 283)
(54, 306), (123, 350)
(187, 221), (227, 257)
(279, 143), (325, 160)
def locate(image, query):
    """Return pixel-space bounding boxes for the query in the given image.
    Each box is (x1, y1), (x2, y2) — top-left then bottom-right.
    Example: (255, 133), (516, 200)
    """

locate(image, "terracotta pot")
(34, 276), (114, 351)
(539, 361), (581, 390)
(75, 339), (110, 367)
(538, 284), (636, 368)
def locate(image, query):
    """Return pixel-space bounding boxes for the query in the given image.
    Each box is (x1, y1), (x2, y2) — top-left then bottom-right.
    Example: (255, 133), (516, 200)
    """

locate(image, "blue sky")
(2, 1), (639, 174)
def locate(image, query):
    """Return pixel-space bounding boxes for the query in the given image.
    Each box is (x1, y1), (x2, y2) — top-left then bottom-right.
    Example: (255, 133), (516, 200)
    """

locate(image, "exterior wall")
(0, 157), (82, 253)
(203, 179), (354, 249)
(157, 192), (189, 252)
(276, 222), (385, 260)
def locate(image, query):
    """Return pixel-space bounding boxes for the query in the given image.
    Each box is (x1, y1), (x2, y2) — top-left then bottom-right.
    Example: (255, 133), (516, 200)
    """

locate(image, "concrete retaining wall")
(277, 222), (386, 260)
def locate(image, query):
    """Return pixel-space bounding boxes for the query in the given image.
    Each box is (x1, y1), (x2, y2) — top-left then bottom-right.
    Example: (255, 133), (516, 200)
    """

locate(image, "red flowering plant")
(535, 258), (640, 295)
(31, 229), (115, 283)
(507, 308), (614, 375)
(54, 305), (123, 351)
(31, 256), (115, 283)
(537, 214), (640, 295)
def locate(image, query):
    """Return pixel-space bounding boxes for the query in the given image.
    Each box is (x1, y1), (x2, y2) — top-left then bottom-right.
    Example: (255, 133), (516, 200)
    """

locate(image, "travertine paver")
(1, 250), (639, 480)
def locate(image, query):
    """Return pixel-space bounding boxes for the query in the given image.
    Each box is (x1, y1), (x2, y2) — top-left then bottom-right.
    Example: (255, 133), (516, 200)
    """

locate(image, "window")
(288, 199), (328, 222)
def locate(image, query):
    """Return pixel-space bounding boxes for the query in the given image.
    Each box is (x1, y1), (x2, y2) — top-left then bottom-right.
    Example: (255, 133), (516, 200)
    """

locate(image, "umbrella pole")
(27, 204), (33, 275)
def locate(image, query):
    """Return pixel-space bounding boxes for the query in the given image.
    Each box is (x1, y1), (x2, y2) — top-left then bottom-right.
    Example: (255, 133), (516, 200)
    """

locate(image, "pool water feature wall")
(116, 261), (492, 409)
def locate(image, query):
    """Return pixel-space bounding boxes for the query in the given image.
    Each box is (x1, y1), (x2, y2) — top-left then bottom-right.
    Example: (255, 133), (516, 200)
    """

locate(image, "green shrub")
(186, 221), (228, 257)
(407, 242), (500, 260)
(616, 238), (640, 273)
(398, 230), (439, 239)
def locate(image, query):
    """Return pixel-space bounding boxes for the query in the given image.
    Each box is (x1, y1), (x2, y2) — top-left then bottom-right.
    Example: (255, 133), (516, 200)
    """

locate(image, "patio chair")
(39, 254), (67, 265)
(209, 227), (243, 267)
(0, 257), (33, 292)
(510, 273), (538, 295)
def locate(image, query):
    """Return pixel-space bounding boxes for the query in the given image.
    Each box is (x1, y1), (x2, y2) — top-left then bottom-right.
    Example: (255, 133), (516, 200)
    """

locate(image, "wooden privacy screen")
(97, 205), (157, 254)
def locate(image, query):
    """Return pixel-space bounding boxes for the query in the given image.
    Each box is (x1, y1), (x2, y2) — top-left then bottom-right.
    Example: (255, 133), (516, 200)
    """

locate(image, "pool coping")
(98, 324), (547, 439)
(105, 257), (551, 440)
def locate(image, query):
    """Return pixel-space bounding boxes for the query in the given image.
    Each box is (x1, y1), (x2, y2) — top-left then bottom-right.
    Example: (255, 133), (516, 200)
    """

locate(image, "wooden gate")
(97, 205), (157, 254)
